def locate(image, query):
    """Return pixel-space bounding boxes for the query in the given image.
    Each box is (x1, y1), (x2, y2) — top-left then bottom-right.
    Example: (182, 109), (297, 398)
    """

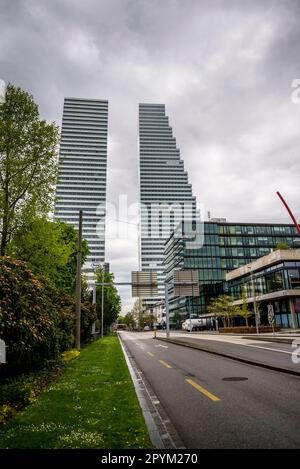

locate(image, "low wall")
(219, 325), (281, 334)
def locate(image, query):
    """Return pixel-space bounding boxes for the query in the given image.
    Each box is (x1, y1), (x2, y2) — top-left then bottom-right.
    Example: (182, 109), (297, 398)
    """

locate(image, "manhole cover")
(222, 377), (248, 382)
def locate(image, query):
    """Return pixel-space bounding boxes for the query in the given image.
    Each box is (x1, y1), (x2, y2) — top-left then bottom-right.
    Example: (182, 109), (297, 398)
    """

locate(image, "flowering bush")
(0, 257), (98, 376)
(61, 349), (80, 362)
(0, 257), (61, 374)
(0, 404), (15, 425)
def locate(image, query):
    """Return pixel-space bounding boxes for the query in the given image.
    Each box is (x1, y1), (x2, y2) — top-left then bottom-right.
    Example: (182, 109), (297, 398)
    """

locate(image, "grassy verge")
(0, 361), (65, 425)
(0, 334), (152, 448)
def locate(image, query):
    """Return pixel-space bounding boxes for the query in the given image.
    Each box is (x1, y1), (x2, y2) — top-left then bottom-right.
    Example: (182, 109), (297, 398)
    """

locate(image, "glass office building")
(226, 250), (300, 328)
(54, 97), (108, 285)
(164, 220), (300, 323)
(139, 103), (197, 307)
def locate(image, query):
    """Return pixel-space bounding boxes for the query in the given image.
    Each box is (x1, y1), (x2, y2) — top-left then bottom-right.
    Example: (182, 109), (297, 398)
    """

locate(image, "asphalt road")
(120, 331), (300, 449)
(155, 333), (300, 373)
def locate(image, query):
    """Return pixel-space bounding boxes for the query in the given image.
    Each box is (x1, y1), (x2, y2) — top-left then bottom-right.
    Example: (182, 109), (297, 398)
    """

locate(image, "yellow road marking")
(159, 359), (172, 369)
(186, 378), (221, 402)
(147, 352), (154, 357)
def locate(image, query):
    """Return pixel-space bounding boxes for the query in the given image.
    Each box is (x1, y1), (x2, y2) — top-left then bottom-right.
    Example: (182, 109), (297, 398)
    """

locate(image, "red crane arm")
(276, 191), (300, 236)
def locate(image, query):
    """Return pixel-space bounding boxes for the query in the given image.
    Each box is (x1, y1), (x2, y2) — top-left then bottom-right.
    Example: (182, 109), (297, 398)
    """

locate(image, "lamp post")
(75, 210), (83, 349)
(107, 217), (141, 329)
(92, 261), (109, 338)
(188, 296), (192, 332)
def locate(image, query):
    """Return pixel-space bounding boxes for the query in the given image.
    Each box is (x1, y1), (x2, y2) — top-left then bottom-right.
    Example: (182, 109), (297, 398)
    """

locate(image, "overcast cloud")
(1, 0), (300, 312)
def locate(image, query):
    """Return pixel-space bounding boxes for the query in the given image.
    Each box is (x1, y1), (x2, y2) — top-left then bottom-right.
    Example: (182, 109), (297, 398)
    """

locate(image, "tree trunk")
(1, 169), (10, 256)
(0, 216), (8, 256)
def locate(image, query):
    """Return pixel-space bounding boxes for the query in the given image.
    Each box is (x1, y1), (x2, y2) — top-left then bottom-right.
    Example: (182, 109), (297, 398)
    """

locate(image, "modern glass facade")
(226, 251), (300, 328)
(164, 220), (300, 323)
(139, 103), (197, 307)
(54, 97), (108, 285)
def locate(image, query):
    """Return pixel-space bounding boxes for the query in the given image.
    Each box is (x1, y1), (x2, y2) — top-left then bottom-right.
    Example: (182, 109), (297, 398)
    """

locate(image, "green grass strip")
(0, 335), (152, 448)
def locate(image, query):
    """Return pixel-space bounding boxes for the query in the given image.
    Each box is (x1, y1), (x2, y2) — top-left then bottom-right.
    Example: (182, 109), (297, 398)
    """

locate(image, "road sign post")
(165, 270), (199, 338)
(268, 303), (275, 336)
(165, 281), (170, 339)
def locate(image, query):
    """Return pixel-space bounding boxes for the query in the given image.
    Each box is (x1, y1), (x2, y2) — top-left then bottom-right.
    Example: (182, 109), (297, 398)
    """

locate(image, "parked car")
(143, 325), (151, 331)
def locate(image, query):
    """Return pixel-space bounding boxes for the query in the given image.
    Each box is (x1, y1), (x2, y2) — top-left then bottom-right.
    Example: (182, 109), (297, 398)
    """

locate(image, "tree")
(123, 313), (136, 330)
(172, 310), (183, 329)
(95, 266), (121, 330)
(81, 273), (91, 302)
(0, 84), (59, 255)
(276, 242), (290, 250)
(239, 287), (252, 326)
(131, 299), (147, 330)
(7, 217), (89, 294)
(207, 294), (241, 328)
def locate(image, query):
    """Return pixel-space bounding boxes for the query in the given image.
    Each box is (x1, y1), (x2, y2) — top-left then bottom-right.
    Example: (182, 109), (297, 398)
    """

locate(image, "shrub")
(80, 302), (97, 343)
(0, 404), (15, 425)
(0, 380), (35, 408)
(0, 257), (60, 374)
(61, 349), (80, 362)
(49, 288), (75, 351)
(0, 257), (98, 376)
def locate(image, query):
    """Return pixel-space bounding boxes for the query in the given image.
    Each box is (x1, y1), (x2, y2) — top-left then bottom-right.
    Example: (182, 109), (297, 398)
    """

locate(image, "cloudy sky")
(1, 0), (300, 312)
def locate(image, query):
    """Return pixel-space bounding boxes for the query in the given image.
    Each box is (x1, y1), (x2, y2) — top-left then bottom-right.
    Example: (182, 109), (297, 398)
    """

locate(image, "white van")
(182, 318), (203, 332)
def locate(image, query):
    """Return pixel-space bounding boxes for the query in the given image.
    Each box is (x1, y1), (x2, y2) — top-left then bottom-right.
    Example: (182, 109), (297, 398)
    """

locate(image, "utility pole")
(137, 222), (142, 331)
(101, 267), (104, 338)
(75, 210), (83, 349)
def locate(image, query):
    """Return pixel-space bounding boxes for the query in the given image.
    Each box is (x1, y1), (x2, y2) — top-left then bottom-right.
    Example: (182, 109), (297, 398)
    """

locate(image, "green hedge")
(0, 257), (96, 377)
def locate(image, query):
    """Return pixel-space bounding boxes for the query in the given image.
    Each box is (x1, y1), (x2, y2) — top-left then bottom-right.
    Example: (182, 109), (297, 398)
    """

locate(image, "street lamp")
(92, 261), (109, 338)
(106, 217), (142, 329)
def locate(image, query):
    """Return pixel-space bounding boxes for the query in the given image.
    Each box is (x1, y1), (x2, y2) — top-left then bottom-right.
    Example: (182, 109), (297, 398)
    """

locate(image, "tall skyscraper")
(54, 97), (108, 284)
(139, 103), (197, 306)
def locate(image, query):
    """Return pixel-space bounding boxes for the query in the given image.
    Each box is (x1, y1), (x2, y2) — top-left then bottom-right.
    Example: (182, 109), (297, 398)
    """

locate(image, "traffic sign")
(173, 270), (199, 297)
(131, 271), (158, 298)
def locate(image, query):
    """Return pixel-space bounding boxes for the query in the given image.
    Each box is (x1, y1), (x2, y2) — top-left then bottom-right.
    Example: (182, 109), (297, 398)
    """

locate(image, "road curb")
(118, 333), (185, 449)
(241, 336), (296, 344)
(155, 337), (300, 377)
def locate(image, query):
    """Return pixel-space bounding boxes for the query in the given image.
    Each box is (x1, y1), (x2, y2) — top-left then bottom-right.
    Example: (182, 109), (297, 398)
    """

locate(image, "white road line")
(155, 344), (168, 349)
(244, 344), (292, 355)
